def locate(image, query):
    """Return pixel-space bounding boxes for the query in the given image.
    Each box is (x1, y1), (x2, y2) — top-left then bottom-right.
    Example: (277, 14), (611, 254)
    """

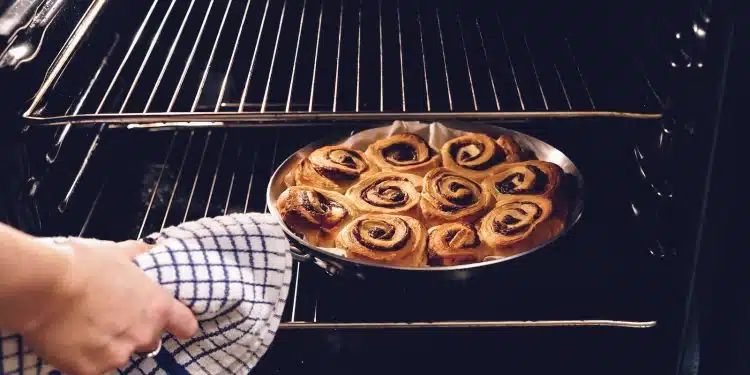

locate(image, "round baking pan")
(267, 122), (584, 281)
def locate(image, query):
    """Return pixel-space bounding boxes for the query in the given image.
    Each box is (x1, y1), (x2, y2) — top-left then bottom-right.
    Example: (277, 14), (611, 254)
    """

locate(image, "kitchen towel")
(0, 213), (293, 375)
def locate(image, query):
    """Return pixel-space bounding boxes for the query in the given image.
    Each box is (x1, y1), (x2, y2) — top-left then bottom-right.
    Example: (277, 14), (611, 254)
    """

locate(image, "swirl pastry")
(420, 168), (492, 227)
(294, 145), (378, 193)
(336, 214), (427, 267)
(346, 172), (423, 218)
(365, 133), (441, 176)
(276, 186), (358, 247)
(479, 195), (555, 257)
(426, 222), (488, 266)
(441, 133), (523, 182)
(482, 160), (563, 201)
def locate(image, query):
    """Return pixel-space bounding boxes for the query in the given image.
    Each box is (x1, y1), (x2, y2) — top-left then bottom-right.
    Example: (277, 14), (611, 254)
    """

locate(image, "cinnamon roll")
(336, 214), (427, 267)
(420, 168), (492, 227)
(426, 222), (488, 266)
(346, 172), (423, 218)
(276, 186), (358, 247)
(478, 195), (555, 257)
(294, 145), (378, 193)
(365, 133), (441, 176)
(481, 160), (563, 201)
(441, 133), (523, 182)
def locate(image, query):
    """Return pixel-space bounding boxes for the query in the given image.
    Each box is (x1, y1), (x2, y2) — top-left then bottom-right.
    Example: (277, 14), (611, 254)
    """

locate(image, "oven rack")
(26, 123), (663, 330)
(23, 0), (662, 129)
(21, 0), (668, 330)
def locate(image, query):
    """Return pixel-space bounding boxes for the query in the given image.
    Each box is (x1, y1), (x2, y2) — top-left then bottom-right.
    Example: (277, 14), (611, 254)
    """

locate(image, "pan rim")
(266, 121), (585, 272)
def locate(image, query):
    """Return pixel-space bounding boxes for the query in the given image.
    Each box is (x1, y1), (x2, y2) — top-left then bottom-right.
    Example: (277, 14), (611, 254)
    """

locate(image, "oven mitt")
(0, 213), (293, 375)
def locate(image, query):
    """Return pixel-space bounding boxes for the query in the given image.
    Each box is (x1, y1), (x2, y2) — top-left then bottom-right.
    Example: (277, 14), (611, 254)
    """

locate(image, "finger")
(71, 237), (118, 247)
(134, 338), (163, 355)
(117, 240), (153, 259)
(164, 300), (199, 339)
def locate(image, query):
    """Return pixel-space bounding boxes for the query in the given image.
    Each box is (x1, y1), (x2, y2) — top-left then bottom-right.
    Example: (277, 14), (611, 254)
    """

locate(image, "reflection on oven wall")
(629, 0), (720, 261)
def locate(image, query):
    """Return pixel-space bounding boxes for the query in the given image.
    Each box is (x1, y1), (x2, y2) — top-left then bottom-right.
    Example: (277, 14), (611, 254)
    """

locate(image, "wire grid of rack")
(34, 121), (659, 329)
(24, 0), (661, 128)
(23, 0), (666, 329)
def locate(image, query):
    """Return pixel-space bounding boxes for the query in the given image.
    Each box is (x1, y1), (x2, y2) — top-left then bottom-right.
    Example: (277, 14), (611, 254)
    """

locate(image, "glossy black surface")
(0, 0), (741, 374)
(256, 327), (668, 375)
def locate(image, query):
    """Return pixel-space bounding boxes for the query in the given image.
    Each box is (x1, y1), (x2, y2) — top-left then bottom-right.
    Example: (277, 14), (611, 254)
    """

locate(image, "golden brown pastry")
(426, 222), (489, 266)
(294, 145), (378, 193)
(346, 172), (422, 219)
(441, 133), (523, 182)
(481, 160), (563, 200)
(336, 214), (427, 267)
(420, 168), (492, 227)
(478, 195), (555, 257)
(276, 186), (358, 247)
(365, 133), (441, 176)
(481, 160), (570, 224)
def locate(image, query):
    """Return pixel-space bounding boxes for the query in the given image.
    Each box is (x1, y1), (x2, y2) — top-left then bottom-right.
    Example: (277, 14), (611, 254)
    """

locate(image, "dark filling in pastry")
(313, 165), (359, 181)
(295, 190), (347, 228)
(502, 215), (521, 225)
(301, 191), (337, 216)
(496, 165), (549, 194)
(427, 226), (480, 265)
(360, 177), (412, 208)
(381, 136), (434, 166)
(442, 229), (480, 248)
(492, 202), (544, 235)
(383, 143), (417, 163)
(449, 141), (506, 171)
(352, 218), (411, 251)
(312, 150), (366, 181)
(435, 176), (480, 212)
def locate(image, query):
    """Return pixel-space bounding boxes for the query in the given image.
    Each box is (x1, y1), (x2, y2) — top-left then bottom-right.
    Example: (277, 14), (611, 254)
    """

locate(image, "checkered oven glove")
(0, 213), (293, 375)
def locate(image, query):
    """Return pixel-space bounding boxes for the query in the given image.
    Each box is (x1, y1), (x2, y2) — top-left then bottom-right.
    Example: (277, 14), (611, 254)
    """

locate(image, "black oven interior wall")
(0, 0), (738, 374)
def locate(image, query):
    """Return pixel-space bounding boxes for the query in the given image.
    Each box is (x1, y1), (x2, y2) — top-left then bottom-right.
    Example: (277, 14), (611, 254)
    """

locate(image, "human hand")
(19, 238), (199, 375)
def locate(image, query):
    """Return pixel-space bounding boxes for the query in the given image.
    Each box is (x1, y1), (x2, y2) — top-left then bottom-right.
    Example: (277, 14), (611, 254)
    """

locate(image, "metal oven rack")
(23, 0), (662, 127)
(21, 0), (666, 330)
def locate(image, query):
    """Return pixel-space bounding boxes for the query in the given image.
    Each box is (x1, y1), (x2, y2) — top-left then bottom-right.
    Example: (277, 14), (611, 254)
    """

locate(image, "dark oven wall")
(0, 1), (733, 374)
(1, 0), (93, 231)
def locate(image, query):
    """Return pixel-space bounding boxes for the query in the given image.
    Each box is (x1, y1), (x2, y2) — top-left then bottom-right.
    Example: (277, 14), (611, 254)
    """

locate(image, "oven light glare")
(693, 23), (706, 38)
(5, 43), (31, 60)
(630, 202), (640, 216)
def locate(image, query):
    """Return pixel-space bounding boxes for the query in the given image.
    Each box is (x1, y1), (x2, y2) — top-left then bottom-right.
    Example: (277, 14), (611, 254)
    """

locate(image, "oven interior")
(4, 0), (720, 372)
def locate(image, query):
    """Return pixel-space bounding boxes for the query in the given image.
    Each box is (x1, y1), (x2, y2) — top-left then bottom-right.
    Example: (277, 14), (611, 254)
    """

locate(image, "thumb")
(117, 240), (153, 260)
(164, 299), (199, 340)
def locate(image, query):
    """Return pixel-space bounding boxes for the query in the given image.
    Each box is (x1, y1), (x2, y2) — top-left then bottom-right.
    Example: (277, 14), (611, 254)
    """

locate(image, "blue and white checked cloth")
(0, 213), (293, 375)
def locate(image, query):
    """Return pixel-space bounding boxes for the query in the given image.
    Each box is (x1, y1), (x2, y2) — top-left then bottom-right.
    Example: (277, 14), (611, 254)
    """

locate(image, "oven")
(0, 0), (740, 374)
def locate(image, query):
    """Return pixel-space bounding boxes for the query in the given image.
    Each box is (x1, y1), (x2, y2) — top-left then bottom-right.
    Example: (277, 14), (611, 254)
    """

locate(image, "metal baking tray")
(267, 121), (584, 280)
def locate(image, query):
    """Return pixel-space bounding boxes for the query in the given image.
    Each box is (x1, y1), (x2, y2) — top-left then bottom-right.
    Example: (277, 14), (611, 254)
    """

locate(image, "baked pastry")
(482, 160), (570, 224)
(441, 133), (523, 182)
(346, 172), (423, 219)
(420, 168), (492, 227)
(478, 195), (555, 257)
(335, 214), (427, 267)
(294, 145), (378, 193)
(481, 160), (563, 200)
(276, 186), (358, 247)
(365, 133), (441, 176)
(426, 222), (488, 266)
